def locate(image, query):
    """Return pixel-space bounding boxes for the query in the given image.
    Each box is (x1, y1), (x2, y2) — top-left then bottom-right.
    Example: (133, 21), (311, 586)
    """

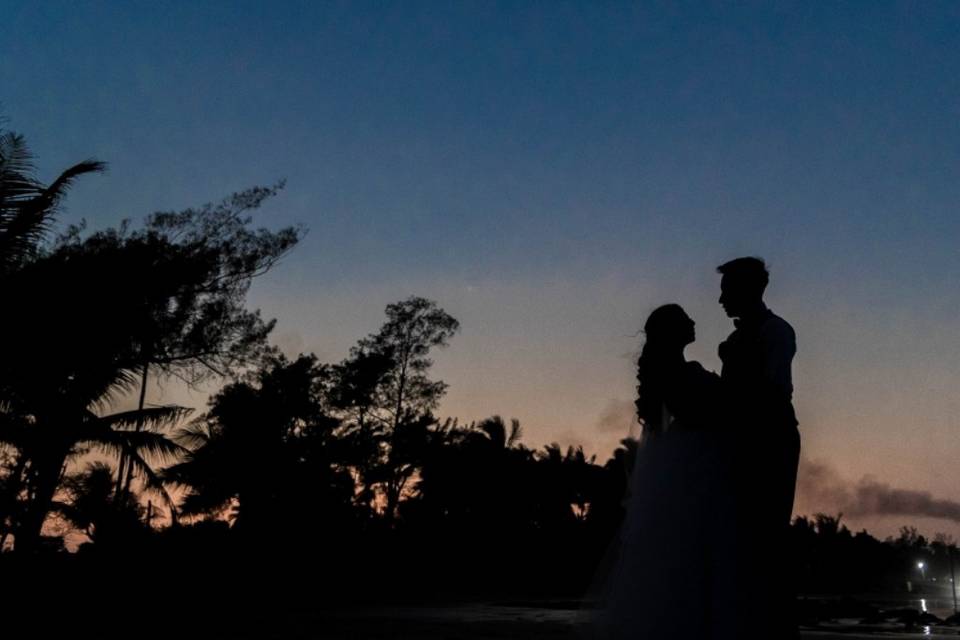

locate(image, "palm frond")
(7, 158), (105, 244)
(177, 487), (234, 519)
(172, 419), (213, 449)
(87, 429), (190, 466)
(122, 450), (180, 524)
(82, 368), (147, 412)
(36, 159), (106, 207)
(121, 430), (191, 464)
(0, 132), (39, 202)
(93, 405), (193, 433)
(507, 418), (523, 448)
(0, 131), (105, 266)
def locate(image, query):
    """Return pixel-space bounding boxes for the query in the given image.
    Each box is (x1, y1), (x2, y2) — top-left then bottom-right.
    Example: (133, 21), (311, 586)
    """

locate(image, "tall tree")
(0, 123), (301, 549)
(102, 183), (302, 498)
(335, 297), (459, 521)
(327, 348), (394, 516)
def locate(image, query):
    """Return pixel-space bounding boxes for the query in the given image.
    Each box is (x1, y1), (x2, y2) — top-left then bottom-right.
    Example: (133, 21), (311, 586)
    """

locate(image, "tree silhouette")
(410, 416), (532, 530)
(0, 126), (105, 273)
(328, 347), (395, 518)
(0, 125), (301, 552)
(55, 462), (151, 550)
(104, 183), (302, 500)
(0, 218), (193, 553)
(0, 120), (953, 609)
(336, 296), (459, 522)
(166, 355), (354, 545)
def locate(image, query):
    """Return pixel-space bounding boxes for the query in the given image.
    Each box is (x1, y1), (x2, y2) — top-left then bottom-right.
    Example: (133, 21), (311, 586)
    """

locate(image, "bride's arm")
(673, 362), (724, 426)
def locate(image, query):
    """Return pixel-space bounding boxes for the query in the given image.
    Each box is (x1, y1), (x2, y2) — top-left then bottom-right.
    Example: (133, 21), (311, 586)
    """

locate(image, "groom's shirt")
(719, 305), (797, 428)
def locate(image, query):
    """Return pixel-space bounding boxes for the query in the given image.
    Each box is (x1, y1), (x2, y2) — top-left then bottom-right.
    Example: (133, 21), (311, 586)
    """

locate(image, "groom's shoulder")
(763, 310), (796, 342)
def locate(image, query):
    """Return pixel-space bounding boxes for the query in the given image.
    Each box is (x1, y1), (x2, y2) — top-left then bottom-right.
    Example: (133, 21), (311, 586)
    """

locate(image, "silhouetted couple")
(593, 257), (801, 640)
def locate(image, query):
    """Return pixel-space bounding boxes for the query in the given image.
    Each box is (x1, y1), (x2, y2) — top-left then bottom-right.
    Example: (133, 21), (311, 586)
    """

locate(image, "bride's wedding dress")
(589, 361), (741, 640)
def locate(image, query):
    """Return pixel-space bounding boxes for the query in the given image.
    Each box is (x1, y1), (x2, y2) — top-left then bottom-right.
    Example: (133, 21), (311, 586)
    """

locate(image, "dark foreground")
(6, 556), (959, 638)
(247, 603), (960, 639)
(12, 600), (960, 638)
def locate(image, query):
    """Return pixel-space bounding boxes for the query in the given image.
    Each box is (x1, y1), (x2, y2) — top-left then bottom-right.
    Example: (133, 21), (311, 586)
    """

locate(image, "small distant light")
(918, 561), (926, 569)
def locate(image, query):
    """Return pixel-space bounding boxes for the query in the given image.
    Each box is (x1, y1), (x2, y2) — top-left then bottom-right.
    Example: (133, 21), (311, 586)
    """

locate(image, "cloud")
(794, 457), (855, 513)
(796, 457), (960, 523)
(596, 398), (638, 434)
(846, 479), (960, 522)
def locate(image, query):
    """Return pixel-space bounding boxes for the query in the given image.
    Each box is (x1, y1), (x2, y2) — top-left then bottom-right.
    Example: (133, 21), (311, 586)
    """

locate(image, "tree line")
(0, 123), (955, 606)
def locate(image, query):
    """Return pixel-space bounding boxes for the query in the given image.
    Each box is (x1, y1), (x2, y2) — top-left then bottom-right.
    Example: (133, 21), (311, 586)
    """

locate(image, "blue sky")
(4, 1), (960, 536)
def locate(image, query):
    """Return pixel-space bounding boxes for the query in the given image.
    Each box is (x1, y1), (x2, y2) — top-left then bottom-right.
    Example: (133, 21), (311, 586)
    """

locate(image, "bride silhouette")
(588, 304), (742, 640)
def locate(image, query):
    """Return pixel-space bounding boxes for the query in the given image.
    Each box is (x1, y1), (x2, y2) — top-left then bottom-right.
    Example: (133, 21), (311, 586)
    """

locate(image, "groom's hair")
(717, 257), (769, 294)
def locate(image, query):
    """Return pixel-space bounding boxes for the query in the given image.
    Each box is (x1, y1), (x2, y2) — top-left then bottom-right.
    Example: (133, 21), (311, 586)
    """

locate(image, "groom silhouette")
(717, 257), (801, 638)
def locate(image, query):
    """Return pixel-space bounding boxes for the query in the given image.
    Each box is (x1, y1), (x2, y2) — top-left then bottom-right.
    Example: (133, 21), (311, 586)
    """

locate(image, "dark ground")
(5, 554), (959, 638)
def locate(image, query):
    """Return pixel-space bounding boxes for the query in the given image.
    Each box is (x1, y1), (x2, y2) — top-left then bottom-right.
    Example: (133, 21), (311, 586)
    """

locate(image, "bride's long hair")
(580, 303), (694, 638)
(635, 304), (687, 436)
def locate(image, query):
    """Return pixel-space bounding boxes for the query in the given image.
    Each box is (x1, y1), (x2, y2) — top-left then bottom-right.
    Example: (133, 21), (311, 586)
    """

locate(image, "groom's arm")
(760, 317), (795, 401)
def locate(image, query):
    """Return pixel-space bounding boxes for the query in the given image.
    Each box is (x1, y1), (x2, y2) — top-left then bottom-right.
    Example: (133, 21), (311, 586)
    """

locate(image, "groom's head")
(717, 257), (769, 318)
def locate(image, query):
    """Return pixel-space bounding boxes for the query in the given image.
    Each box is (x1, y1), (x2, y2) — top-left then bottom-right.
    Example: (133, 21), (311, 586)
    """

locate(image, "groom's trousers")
(734, 421), (801, 640)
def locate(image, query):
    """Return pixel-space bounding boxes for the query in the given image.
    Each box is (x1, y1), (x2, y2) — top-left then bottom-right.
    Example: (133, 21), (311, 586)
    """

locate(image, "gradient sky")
(4, 1), (960, 539)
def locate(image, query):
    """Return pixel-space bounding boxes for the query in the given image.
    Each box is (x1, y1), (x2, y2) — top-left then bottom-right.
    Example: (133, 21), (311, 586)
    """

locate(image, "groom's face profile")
(719, 274), (752, 319)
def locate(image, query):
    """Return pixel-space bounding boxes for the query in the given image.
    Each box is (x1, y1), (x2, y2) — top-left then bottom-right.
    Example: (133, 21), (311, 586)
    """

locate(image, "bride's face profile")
(677, 312), (695, 347)
(683, 315), (696, 346)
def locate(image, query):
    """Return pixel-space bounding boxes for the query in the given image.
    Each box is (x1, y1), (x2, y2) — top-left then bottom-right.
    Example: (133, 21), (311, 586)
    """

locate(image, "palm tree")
(408, 415), (534, 534)
(0, 127), (104, 272)
(0, 124), (101, 543)
(534, 442), (601, 529)
(7, 392), (188, 553)
(163, 414), (251, 525)
(0, 231), (194, 552)
(54, 462), (151, 550)
(476, 415), (524, 451)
